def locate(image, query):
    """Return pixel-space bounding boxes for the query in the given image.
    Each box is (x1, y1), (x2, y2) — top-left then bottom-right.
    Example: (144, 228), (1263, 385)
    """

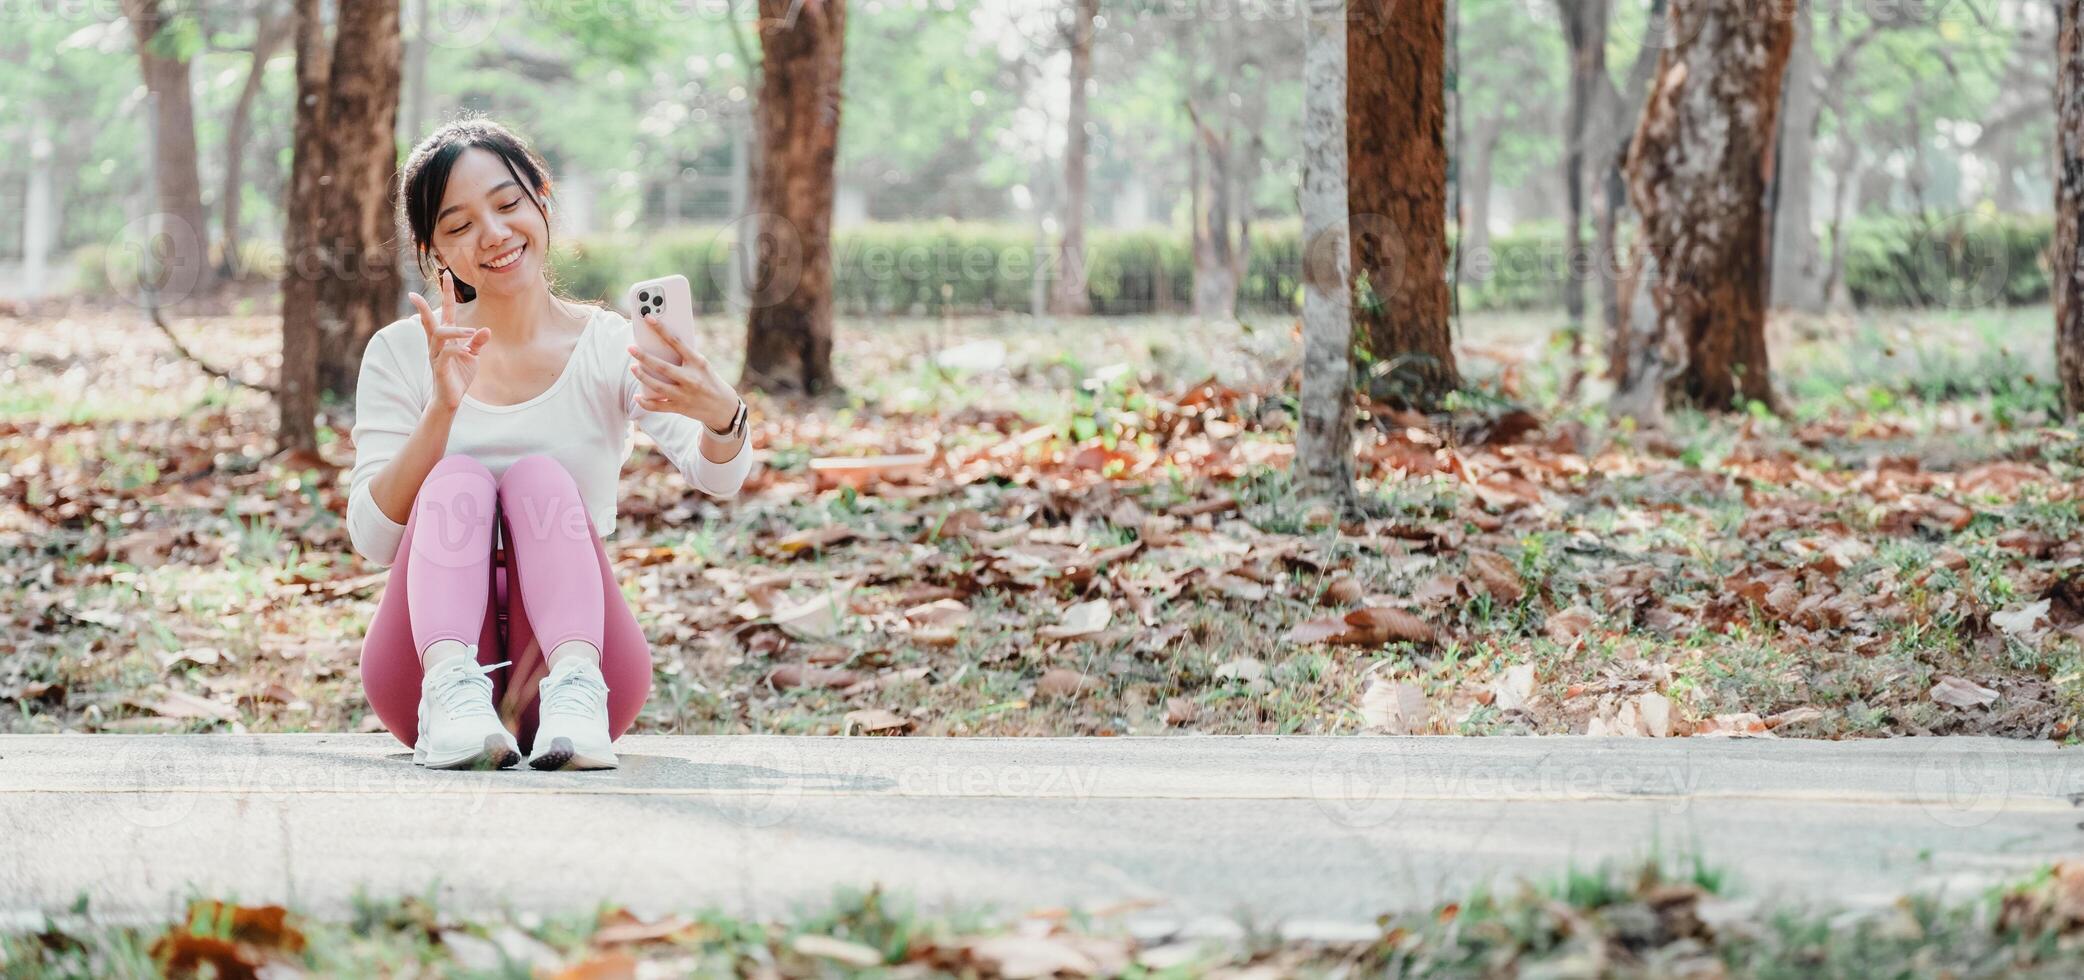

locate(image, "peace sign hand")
(411, 269), (491, 412)
(627, 313), (739, 431)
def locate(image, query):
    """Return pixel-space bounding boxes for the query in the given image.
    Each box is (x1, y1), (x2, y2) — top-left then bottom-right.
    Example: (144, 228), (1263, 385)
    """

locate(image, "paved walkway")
(1, 734), (2078, 934)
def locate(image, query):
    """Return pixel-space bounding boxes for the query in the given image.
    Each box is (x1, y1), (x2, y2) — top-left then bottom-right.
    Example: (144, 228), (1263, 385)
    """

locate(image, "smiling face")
(429, 147), (550, 302)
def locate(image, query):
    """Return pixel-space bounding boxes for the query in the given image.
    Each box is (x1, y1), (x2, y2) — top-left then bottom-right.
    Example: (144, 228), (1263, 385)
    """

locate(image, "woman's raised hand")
(411, 269), (491, 412)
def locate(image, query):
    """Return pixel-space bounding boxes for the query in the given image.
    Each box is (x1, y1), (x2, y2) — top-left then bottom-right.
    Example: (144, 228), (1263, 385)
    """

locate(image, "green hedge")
(552, 221), (1302, 317)
(68, 212), (2054, 315)
(1839, 213), (2050, 308)
(1448, 213), (2052, 313)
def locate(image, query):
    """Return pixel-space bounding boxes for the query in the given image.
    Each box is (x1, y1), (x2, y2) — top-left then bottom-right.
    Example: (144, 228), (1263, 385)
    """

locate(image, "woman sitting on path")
(347, 117), (753, 771)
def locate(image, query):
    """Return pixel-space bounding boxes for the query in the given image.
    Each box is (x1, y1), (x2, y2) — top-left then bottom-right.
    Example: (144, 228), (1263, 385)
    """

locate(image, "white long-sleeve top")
(344, 304), (755, 566)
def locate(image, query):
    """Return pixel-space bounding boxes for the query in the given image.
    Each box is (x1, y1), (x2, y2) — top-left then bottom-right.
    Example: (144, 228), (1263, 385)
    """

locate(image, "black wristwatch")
(704, 398), (747, 441)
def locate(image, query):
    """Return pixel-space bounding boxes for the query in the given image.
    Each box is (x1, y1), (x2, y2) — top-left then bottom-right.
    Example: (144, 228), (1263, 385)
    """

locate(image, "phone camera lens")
(656, 295), (667, 310)
(640, 304), (651, 316)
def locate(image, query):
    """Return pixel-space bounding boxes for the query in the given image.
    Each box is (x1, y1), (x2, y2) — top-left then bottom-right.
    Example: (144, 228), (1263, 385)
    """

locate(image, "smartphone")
(621, 274), (697, 366)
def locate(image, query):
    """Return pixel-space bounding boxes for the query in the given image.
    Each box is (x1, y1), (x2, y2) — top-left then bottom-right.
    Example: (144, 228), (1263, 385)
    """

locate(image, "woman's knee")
(499, 454), (593, 546)
(500, 454), (578, 491)
(419, 454), (497, 508)
(411, 455), (498, 556)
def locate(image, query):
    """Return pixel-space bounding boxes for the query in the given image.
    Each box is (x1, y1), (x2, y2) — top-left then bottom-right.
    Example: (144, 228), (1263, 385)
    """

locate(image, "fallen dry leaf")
(1361, 679), (1428, 734)
(1992, 600), (2050, 637)
(765, 664), (863, 691)
(554, 951), (639, 980)
(1037, 599), (1111, 642)
(904, 597), (971, 628)
(791, 933), (884, 967)
(1036, 668), (1102, 699)
(1284, 606), (1434, 647)
(1544, 607), (1594, 646)
(1489, 664), (1536, 713)
(589, 908), (703, 946)
(1465, 550), (1524, 604)
(842, 708), (917, 735)
(1930, 675), (2000, 709)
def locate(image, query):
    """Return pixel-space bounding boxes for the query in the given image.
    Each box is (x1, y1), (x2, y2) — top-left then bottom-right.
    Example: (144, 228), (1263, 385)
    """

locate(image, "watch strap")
(706, 398), (747, 439)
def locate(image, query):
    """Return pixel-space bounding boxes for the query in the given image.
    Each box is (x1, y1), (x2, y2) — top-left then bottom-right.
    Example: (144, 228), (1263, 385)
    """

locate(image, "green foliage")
(1840, 212), (2052, 309)
(1447, 213), (2052, 314)
(551, 221), (1305, 317)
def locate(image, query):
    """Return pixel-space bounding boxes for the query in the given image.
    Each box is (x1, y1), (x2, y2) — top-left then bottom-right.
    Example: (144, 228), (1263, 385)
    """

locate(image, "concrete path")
(1, 734), (2079, 934)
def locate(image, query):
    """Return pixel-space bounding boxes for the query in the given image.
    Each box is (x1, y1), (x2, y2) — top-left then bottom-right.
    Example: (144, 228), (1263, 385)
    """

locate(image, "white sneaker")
(413, 654), (520, 770)
(528, 656), (617, 770)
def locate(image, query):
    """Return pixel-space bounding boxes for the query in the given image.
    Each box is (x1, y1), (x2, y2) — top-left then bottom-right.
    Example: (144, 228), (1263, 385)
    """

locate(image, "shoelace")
(429, 659), (511, 719)
(541, 663), (609, 721)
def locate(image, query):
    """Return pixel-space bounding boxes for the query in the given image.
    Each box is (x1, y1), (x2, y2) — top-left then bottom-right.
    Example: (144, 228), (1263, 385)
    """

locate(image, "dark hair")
(398, 115), (560, 304)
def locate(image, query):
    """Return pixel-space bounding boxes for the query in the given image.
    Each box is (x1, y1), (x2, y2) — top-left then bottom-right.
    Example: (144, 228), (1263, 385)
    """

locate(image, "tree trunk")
(22, 109), (56, 298)
(1051, 0), (1097, 316)
(279, 0), (332, 456)
(2059, 0), (2084, 414)
(1768, 0), (1824, 311)
(1187, 102), (1239, 322)
(1597, 0), (1667, 381)
(1298, 0), (1355, 504)
(742, 0), (846, 399)
(1612, 0), (1792, 421)
(223, 5), (293, 282)
(1555, 0), (1608, 377)
(1820, 139), (1864, 311)
(1462, 115), (1503, 263)
(312, 0), (402, 399)
(123, 0), (218, 300)
(1349, 0), (1457, 409)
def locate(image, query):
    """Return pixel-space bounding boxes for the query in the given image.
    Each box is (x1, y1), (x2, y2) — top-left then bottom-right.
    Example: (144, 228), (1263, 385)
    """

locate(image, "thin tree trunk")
(1051, 0), (1097, 316)
(123, 0), (218, 300)
(1769, 0), (1824, 311)
(742, 0), (846, 398)
(1187, 100), (1239, 322)
(2058, 0), (2084, 414)
(1598, 0), (1667, 382)
(1821, 139), (1864, 311)
(1613, 0), (1793, 421)
(279, 0), (330, 456)
(405, 0), (429, 141)
(23, 109), (56, 298)
(1555, 0), (1608, 392)
(1462, 115), (1503, 263)
(1298, 0), (1355, 504)
(1350, 0), (1457, 409)
(223, 5), (293, 282)
(313, 0), (402, 398)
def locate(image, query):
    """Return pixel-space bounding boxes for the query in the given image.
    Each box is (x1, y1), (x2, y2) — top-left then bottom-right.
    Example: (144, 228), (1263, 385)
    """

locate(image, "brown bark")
(122, 0), (218, 299)
(223, 4), (294, 281)
(1349, 0), (1458, 409)
(1768, 0), (1824, 311)
(2060, 0), (2084, 414)
(1050, 0), (1098, 317)
(1597, 0), (1667, 381)
(742, 0), (847, 399)
(1614, 0), (1792, 419)
(278, 0), (330, 456)
(313, 0), (403, 399)
(1556, 0), (1608, 375)
(1186, 100), (1242, 322)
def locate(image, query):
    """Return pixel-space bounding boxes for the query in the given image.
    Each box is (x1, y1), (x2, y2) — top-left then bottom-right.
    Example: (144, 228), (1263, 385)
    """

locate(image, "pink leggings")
(359, 453), (651, 751)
